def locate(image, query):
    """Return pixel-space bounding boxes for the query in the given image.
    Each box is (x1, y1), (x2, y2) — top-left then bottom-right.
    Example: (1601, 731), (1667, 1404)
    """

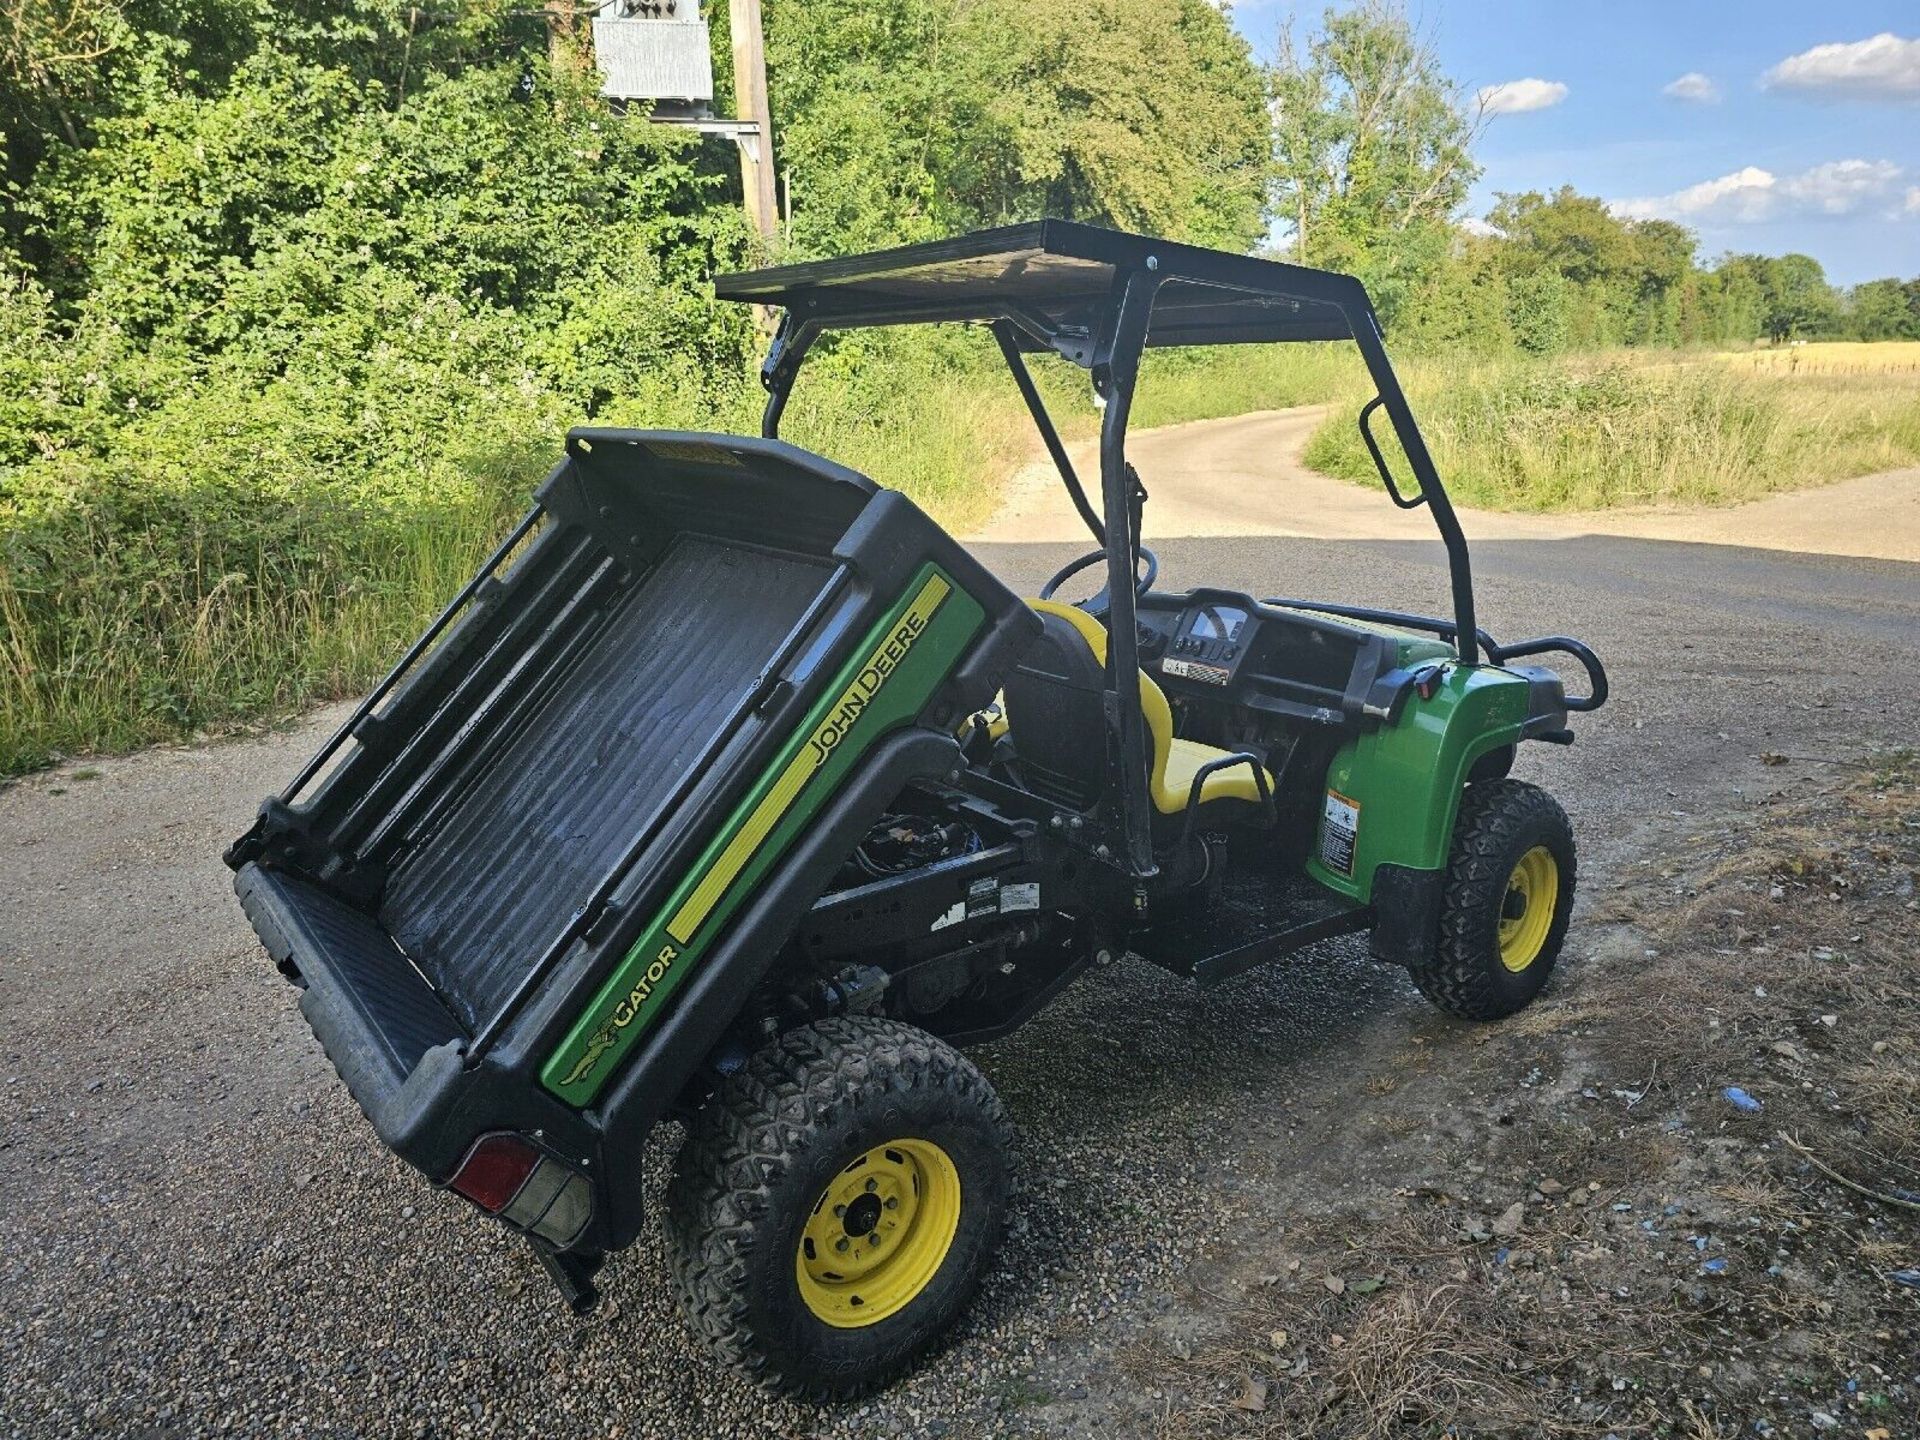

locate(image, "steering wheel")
(1038, 547), (1159, 617)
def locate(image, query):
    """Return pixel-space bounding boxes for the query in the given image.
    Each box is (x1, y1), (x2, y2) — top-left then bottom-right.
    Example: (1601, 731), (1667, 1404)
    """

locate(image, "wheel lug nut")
(864, 1179), (878, 1193)
(884, 1197), (899, 1209)
(834, 1205), (846, 1218)
(835, 1237), (849, 1253)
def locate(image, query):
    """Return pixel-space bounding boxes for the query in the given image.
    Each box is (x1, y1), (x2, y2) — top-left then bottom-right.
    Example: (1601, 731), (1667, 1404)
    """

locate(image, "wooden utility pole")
(728, 0), (779, 248)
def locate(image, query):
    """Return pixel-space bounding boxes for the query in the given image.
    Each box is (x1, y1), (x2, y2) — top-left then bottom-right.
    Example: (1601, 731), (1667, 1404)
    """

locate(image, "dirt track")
(978, 405), (1920, 563)
(4, 417), (1918, 1437)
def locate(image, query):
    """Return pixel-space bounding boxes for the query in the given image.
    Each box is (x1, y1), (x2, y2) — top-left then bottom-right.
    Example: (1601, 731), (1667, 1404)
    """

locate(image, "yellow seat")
(1026, 600), (1272, 814)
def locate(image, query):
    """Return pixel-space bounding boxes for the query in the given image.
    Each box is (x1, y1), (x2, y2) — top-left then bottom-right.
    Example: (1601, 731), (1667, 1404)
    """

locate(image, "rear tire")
(1413, 779), (1575, 1021)
(664, 1015), (1013, 1400)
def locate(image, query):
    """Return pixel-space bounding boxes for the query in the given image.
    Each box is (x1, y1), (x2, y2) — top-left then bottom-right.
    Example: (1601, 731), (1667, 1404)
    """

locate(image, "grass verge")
(1305, 348), (1920, 511)
(1126, 752), (1919, 1437)
(0, 339), (1350, 775)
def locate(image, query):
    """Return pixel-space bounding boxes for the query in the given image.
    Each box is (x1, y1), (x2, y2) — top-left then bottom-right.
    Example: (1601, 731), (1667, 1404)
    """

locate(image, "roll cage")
(714, 219), (1484, 880)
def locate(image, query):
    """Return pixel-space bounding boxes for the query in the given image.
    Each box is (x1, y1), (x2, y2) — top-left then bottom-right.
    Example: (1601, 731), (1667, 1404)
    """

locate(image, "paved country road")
(4, 412), (1917, 1438)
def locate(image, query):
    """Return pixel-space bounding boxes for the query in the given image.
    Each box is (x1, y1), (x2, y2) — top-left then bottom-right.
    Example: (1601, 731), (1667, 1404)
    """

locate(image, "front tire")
(1413, 778), (1576, 1021)
(664, 1015), (1013, 1400)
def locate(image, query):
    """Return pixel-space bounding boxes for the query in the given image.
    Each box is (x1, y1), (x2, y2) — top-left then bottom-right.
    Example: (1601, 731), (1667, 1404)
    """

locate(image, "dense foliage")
(765, 0), (1268, 254)
(0, 0), (1271, 769)
(1407, 191), (1920, 351)
(2, 0), (1917, 771)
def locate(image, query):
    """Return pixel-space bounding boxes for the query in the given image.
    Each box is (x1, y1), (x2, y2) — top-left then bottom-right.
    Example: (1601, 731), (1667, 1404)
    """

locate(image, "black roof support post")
(991, 320), (1105, 547)
(1092, 266), (1163, 881)
(1345, 306), (1479, 665)
(759, 314), (820, 439)
(722, 217), (1481, 668)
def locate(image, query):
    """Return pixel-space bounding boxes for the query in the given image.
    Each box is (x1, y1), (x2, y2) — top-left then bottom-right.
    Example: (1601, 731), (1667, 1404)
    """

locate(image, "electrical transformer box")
(593, 1), (715, 106)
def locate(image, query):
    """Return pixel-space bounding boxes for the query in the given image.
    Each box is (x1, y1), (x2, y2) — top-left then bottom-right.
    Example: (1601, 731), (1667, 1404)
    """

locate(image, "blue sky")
(1229, 2), (1920, 285)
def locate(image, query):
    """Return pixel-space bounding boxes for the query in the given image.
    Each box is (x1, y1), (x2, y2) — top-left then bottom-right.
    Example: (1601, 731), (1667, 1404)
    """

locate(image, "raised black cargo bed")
(227, 429), (1037, 1248)
(379, 536), (830, 1033)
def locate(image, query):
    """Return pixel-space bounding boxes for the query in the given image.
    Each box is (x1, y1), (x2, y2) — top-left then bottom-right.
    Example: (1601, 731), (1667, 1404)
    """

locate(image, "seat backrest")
(1002, 600), (1172, 811)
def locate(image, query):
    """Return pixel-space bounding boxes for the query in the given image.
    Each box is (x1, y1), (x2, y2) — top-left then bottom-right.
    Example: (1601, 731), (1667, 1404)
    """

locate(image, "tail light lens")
(445, 1132), (595, 1248)
(448, 1133), (541, 1213)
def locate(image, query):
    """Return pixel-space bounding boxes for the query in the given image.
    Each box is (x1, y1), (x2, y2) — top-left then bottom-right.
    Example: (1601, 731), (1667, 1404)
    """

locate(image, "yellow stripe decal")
(664, 571), (952, 946)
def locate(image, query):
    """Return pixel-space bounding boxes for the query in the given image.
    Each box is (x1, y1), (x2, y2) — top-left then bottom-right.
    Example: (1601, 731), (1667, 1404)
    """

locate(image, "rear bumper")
(236, 863), (610, 1250)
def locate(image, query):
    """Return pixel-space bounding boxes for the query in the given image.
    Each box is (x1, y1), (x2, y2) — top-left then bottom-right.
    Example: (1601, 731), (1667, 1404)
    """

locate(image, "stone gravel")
(5, 521), (1914, 1439)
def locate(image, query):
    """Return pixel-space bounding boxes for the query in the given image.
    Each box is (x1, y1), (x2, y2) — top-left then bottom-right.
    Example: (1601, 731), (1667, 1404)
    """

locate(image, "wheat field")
(1711, 340), (1920, 377)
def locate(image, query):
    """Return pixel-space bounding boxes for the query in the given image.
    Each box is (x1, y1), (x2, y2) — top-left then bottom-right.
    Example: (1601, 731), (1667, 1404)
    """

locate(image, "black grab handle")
(1175, 752), (1274, 857)
(1359, 396), (1427, 510)
(1488, 635), (1609, 712)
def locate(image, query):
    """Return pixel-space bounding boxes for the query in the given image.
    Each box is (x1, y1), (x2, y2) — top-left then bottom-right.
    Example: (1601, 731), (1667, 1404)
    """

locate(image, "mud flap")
(1368, 863), (1445, 968)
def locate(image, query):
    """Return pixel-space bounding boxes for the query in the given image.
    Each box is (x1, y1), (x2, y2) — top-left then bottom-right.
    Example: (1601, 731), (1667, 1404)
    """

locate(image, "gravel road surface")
(5, 414), (1917, 1438)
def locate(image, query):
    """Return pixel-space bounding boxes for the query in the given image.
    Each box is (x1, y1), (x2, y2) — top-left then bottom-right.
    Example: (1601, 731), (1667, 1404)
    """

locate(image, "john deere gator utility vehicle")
(227, 220), (1608, 1398)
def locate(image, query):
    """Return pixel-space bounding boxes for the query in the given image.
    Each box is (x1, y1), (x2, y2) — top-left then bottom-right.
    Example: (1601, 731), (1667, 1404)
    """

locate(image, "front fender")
(1306, 665), (1529, 903)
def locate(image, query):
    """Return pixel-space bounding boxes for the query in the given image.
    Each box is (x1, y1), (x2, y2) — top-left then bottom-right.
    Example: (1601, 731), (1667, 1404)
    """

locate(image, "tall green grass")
(0, 338), (1351, 774)
(1304, 351), (1920, 511)
(1131, 343), (1362, 429)
(0, 454), (526, 772)
(14, 338), (1919, 776)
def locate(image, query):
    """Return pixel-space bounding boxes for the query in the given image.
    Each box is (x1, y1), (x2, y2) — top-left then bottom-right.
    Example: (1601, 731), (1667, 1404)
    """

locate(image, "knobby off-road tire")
(1413, 778), (1576, 1021)
(664, 1015), (1013, 1400)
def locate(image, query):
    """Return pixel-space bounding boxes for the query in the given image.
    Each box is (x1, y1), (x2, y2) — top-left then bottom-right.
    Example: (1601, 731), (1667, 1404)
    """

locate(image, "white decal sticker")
(999, 882), (1040, 913)
(966, 878), (1000, 919)
(1320, 790), (1360, 877)
(1161, 657), (1231, 686)
(930, 901), (967, 932)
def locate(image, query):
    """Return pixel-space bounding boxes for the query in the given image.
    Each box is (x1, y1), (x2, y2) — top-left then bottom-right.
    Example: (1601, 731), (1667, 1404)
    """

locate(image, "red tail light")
(448, 1133), (541, 1213)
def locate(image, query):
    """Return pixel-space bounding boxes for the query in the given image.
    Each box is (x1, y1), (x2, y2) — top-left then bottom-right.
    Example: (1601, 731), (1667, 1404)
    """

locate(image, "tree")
(1717, 253), (1839, 342)
(1625, 218), (1694, 343)
(766, 0), (1269, 256)
(1697, 256), (1765, 344)
(1765, 254), (1839, 341)
(1267, 1), (1481, 313)
(1480, 188), (1708, 345)
(1487, 187), (1635, 288)
(1848, 278), (1919, 341)
(764, 0), (989, 252)
(983, 0), (1269, 248)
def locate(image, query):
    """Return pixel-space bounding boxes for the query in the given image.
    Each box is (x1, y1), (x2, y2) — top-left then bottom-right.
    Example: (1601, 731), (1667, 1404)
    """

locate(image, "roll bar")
(740, 227), (1484, 880)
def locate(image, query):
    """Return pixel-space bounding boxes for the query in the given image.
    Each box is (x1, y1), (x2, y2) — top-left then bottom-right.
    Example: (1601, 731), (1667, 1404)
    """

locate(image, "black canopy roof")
(713, 219), (1363, 349)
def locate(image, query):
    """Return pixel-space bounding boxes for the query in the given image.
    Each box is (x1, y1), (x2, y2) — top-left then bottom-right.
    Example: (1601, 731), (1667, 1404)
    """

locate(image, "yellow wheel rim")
(795, 1138), (961, 1329)
(1498, 846), (1559, 973)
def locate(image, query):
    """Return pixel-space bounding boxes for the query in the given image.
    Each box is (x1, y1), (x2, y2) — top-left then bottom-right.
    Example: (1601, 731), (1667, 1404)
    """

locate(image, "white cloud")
(1476, 78), (1568, 116)
(1907, 187), (1920, 217)
(1663, 71), (1719, 103)
(1616, 167), (1779, 223)
(1763, 33), (1920, 102)
(1787, 160), (1909, 214)
(1614, 159), (1912, 224)
(1459, 215), (1500, 238)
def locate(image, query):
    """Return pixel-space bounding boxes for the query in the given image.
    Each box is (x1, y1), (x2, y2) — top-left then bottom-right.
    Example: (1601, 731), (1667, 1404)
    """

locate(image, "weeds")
(7, 334), (1913, 773)
(1305, 348), (1920, 511)
(0, 337), (1348, 774)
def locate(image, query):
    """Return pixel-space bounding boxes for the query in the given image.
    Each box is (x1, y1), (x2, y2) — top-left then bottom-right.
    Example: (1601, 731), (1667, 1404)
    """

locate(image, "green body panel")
(541, 565), (984, 1107)
(1306, 665), (1528, 902)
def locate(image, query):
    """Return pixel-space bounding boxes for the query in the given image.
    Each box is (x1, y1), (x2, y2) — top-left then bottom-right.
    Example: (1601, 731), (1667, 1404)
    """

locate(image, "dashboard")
(1128, 587), (1440, 729)
(1158, 600), (1250, 688)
